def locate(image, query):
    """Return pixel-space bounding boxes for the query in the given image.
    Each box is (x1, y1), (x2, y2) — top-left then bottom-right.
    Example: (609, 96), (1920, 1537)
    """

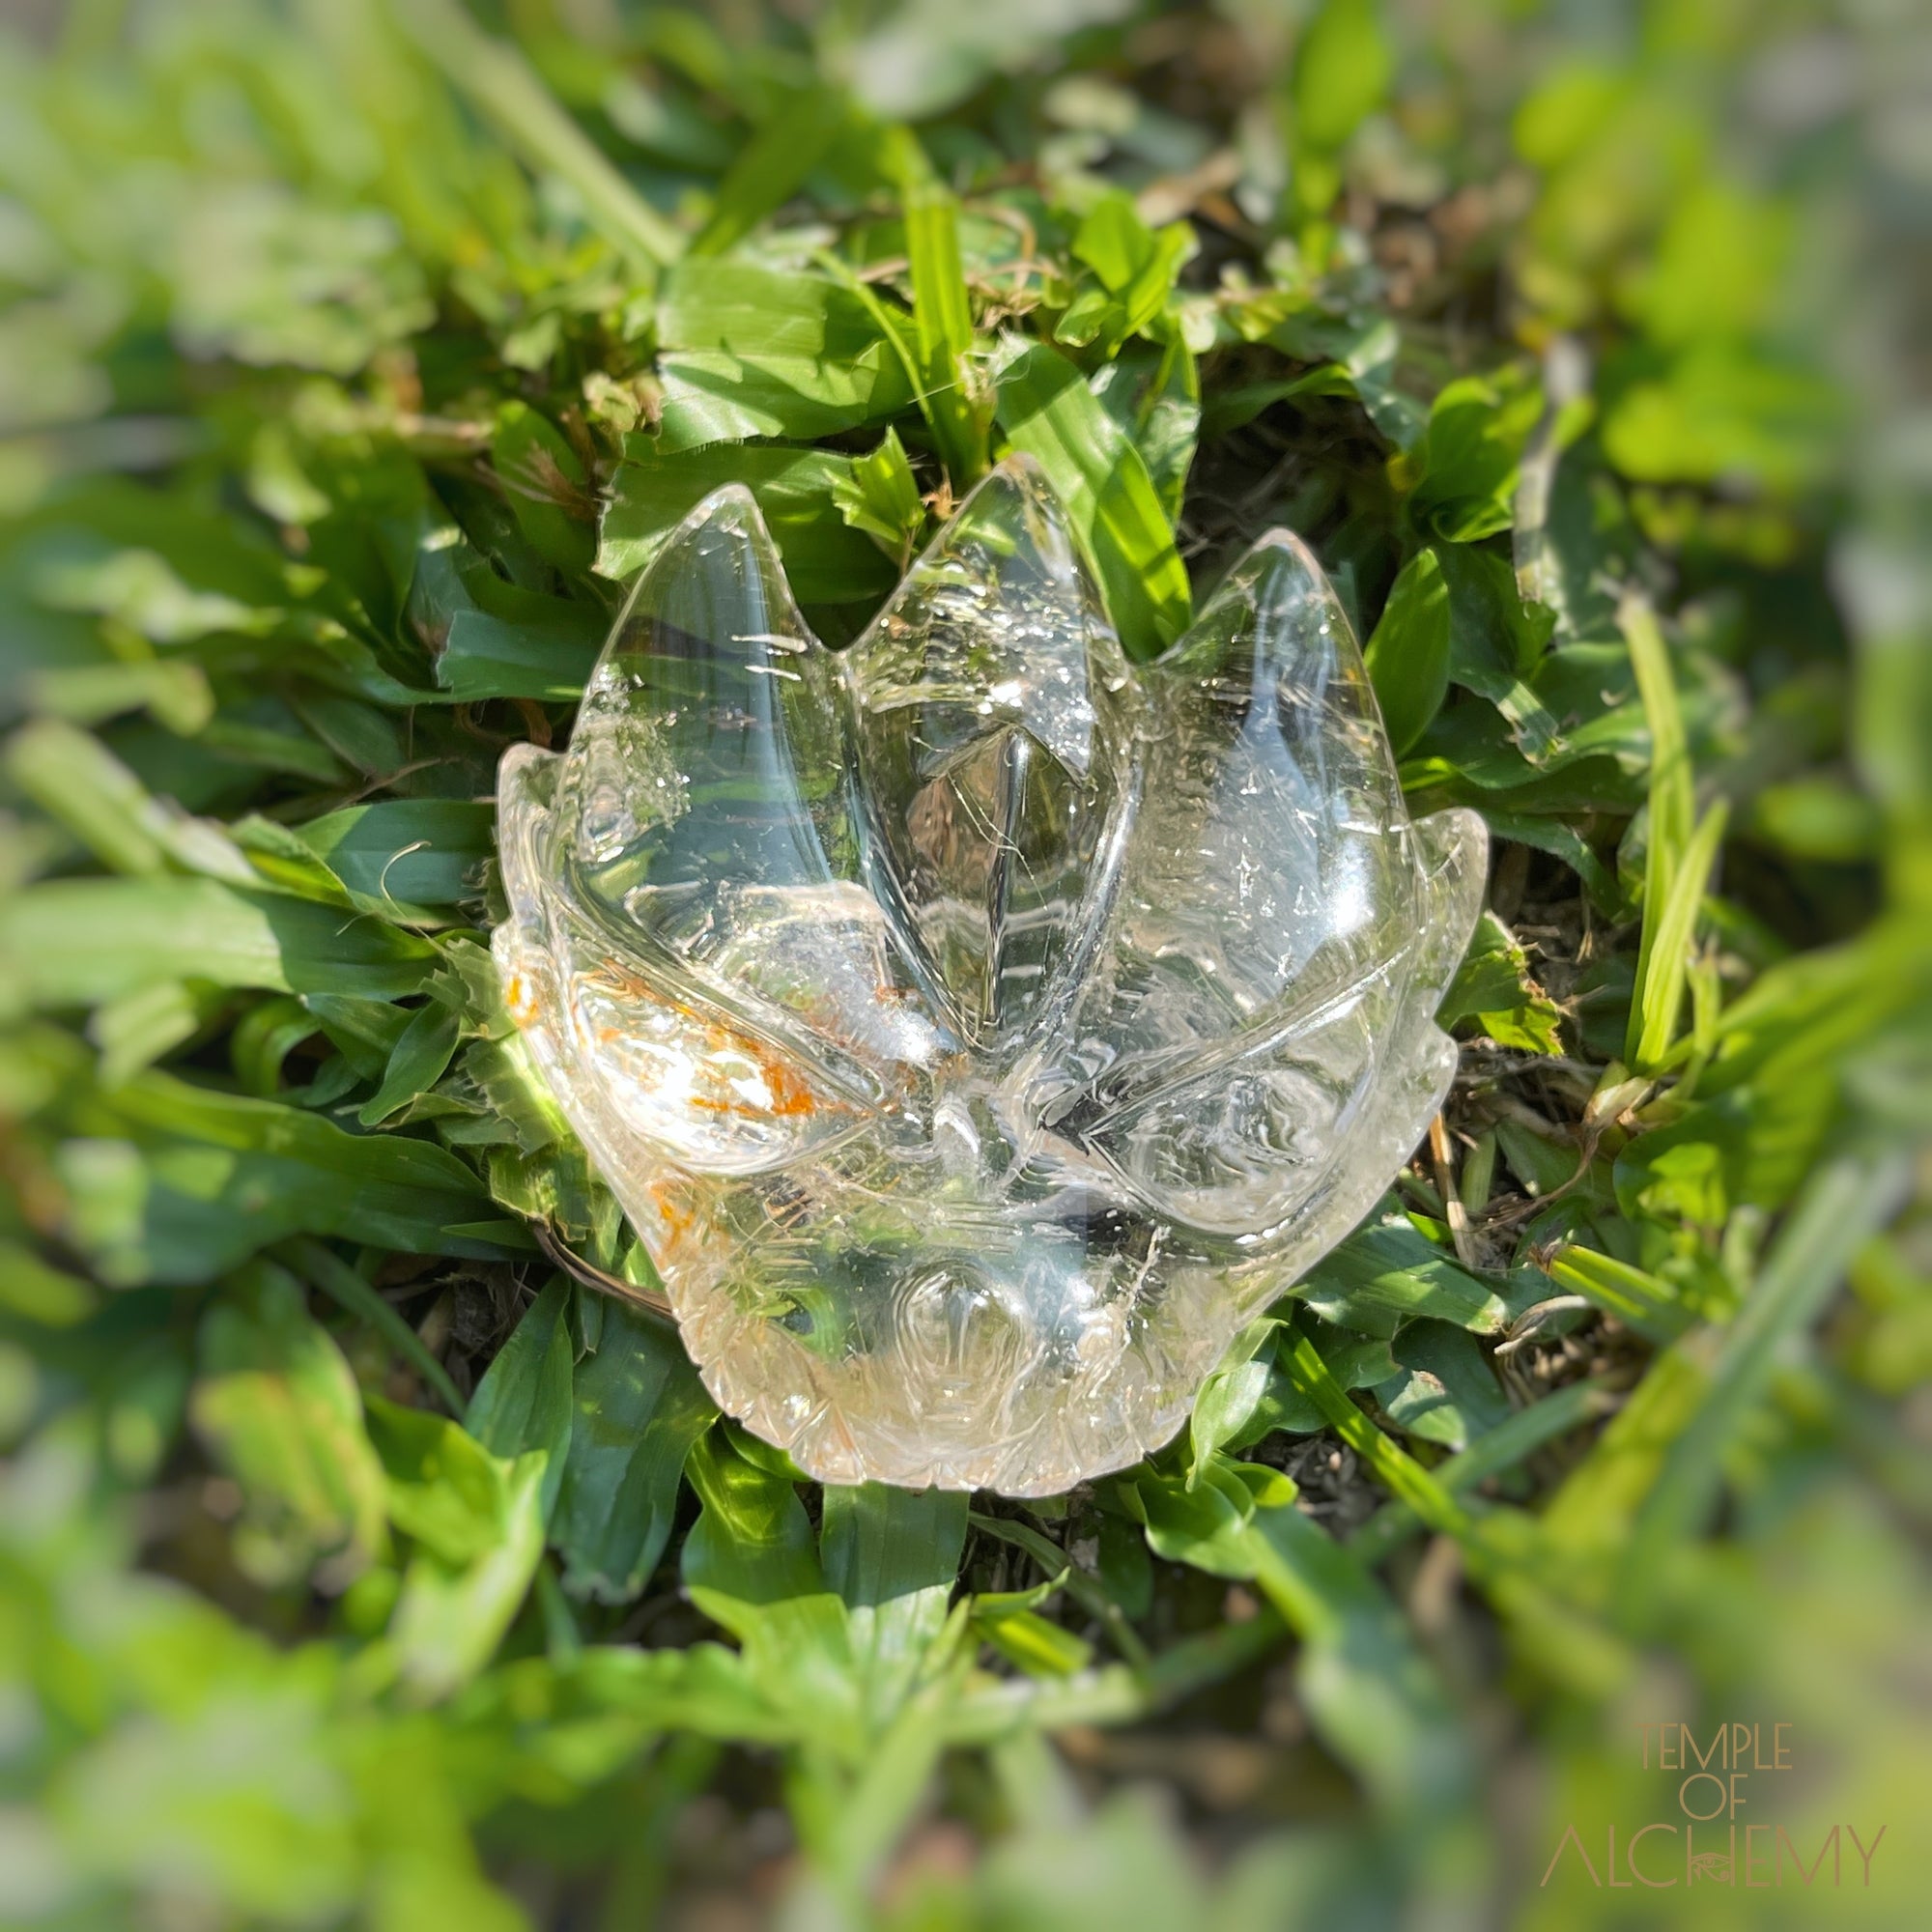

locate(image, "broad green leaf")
(992, 337), (1192, 659)
(553, 1297), (717, 1603)
(1291, 0), (1394, 155)
(1432, 541), (1558, 755)
(493, 402), (596, 573)
(434, 605), (605, 701)
(51, 1071), (504, 1286)
(680, 1429), (860, 1749)
(1226, 1366), (1326, 1443)
(293, 801), (495, 920)
(1372, 1319), (1510, 1452)
(1437, 910), (1564, 1053)
(681, 1426), (824, 1611)
(895, 141), (989, 488)
(1088, 337), (1200, 522)
(1198, 362), (1356, 439)
(820, 1484), (967, 1717)
(1407, 370), (1544, 544)
(1476, 810), (1622, 915)
(1065, 193), (1193, 357)
(1130, 1459), (1288, 1579)
(1260, 309), (1424, 448)
(1293, 1221), (1510, 1337)
(467, 1277), (575, 1521)
(830, 427), (927, 565)
(1096, 1513), (1153, 1620)
(190, 1260), (389, 1587)
(292, 694), (404, 781)
(1311, 1322), (1402, 1390)
(598, 440), (894, 605)
(0, 879), (437, 1012)
(1187, 1316), (1284, 1482)
(366, 1394), (521, 1567)
(659, 260), (892, 363)
(302, 995), (412, 1082)
(655, 261), (915, 449)
(358, 1002), (461, 1125)
(389, 1447), (549, 1704)
(1363, 546), (1450, 754)
(654, 350), (912, 454)
(411, 525), (608, 701)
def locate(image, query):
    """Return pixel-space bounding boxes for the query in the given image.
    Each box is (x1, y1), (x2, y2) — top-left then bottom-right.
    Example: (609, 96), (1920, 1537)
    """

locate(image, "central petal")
(841, 456), (1140, 1048)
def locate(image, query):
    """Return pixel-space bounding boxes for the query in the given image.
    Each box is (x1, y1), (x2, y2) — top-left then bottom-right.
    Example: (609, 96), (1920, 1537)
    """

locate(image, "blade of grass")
(1243, 1503), (1474, 1824)
(1616, 1144), (1911, 1618)
(399, 0), (684, 268)
(939, 1612), (1287, 1744)
(1621, 589), (1695, 1067)
(1279, 1329), (1626, 1689)
(1631, 799), (1729, 1073)
(692, 88), (850, 257)
(992, 336), (1193, 659)
(1276, 1330), (1477, 1540)
(969, 1510), (1152, 1669)
(1348, 1376), (1620, 1566)
(889, 129), (989, 489)
(280, 1236), (465, 1416)
(1540, 1243), (1693, 1343)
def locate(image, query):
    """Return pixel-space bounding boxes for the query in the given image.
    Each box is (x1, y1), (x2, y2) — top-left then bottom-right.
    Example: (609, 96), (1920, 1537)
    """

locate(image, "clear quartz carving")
(493, 458), (1486, 1494)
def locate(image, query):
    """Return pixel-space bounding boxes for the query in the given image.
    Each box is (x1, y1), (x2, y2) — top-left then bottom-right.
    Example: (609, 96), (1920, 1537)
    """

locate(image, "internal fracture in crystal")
(493, 458), (1486, 1493)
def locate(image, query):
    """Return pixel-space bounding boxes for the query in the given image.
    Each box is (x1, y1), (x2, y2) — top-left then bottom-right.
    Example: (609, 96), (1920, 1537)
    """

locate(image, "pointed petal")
(1117, 527), (1412, 1029)
(501, 490), (946, 1174)
(1064, 530), (1459, 1235)
(842, 456), (1138, 1044)
(559, 484), (848, 916)
(1409, 806), (1491, 1005)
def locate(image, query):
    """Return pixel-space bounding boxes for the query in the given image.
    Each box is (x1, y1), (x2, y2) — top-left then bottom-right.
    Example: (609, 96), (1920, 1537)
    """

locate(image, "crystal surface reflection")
(494, 459), (1486, 1493)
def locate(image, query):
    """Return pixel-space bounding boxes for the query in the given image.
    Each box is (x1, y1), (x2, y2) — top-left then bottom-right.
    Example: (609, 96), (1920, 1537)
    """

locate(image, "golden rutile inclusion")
(493, 458), (1485, 1494)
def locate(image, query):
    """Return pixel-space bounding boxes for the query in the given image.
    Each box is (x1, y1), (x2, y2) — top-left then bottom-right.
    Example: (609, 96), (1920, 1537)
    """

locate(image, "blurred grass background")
(1, 2), (1929, 1927)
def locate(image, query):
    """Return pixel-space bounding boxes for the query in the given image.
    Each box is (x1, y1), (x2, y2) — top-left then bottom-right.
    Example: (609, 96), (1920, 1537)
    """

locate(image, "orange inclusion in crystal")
(503, 972), (539, 1024)
(584, 963), (824, 1121)
(648, 1178), (696, 1241)
(687, 1030), (821, 1117)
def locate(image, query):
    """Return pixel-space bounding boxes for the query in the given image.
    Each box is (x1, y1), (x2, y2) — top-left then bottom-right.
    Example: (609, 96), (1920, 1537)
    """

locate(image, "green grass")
(2, 3), (1928, 1927)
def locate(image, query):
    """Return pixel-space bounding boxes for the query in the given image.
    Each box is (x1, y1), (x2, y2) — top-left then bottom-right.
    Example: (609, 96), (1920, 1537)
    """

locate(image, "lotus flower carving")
(493, 457), (1486, 1494)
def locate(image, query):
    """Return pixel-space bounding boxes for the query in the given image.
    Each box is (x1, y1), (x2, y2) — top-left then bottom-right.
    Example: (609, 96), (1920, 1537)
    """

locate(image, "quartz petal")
(841, 456), (1138, 1048)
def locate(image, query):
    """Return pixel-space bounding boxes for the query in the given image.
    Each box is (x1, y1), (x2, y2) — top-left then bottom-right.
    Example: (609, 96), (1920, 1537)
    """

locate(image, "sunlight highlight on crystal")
(494, 458), (1486, 1493)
